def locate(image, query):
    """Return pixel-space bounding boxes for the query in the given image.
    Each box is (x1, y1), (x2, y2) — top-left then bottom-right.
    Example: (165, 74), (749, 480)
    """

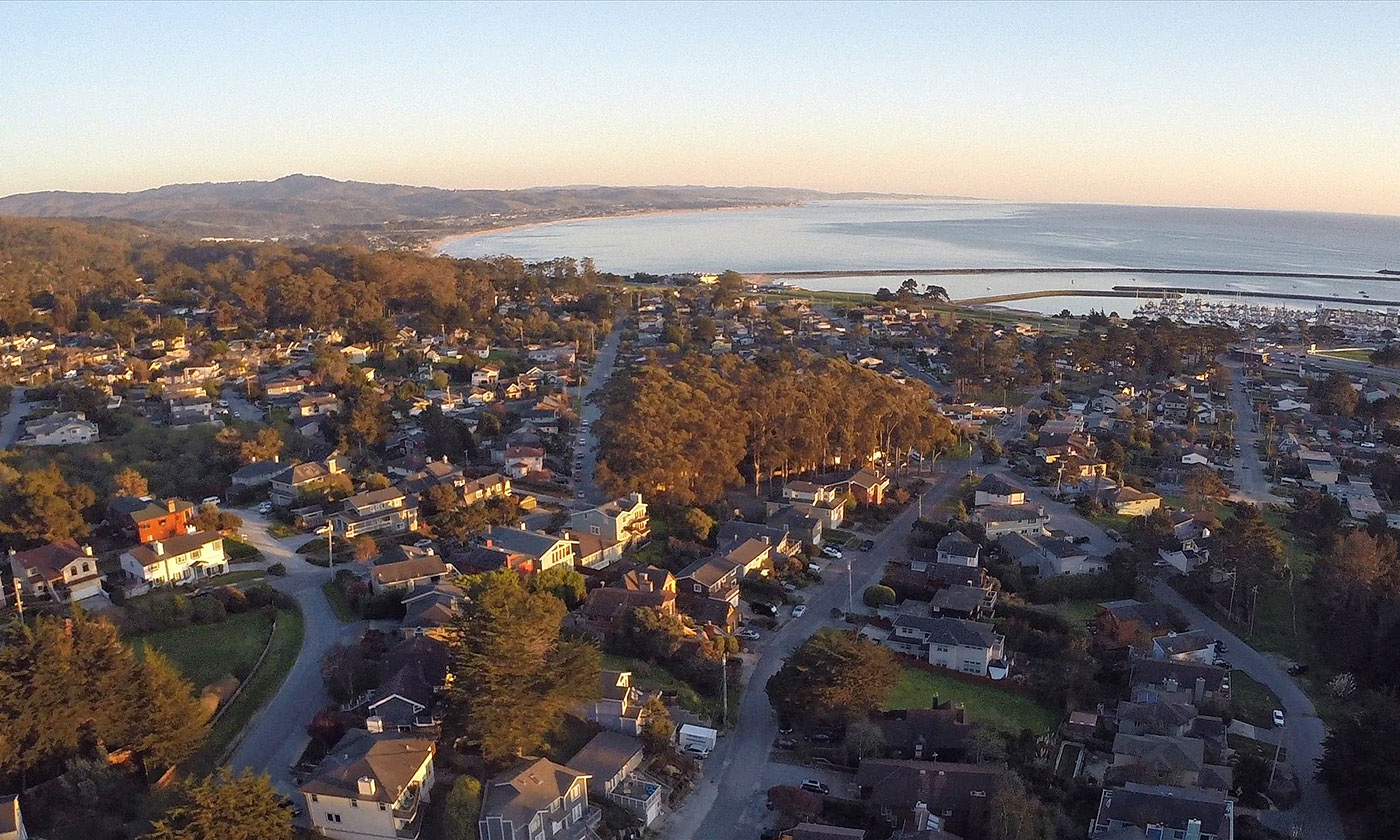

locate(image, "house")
(972, 503), (1049, 538)
(930, 583), (997, 620)
(579, 570), (678, 634)
(884, 615), (1005, 676)
(934, 532), (981, 567)
(108, 496), (194, 544)
(787, 826), (866, 840)
(270, 455), (348, 506)
(119, 531), (226, 586)
(1152, 630), (1217, 664)
(569, 493), (650, 546)
(1130, 659), (1230, 705)
(300, 729), (436, 840)
(369, 550), (457, 595)
(1103, 486), (1163, 517)
(0, 795), (27, 840)
(568, 732), (664, 827)
(400, 583), (467, 640)
(462, 472), (512, 505)
(1109, 732), (1232, 791)
(1089, 782), (1234, 840)
(848, 467), (890, 505)
(470, 364), (501, 388)
(1158, 539), (1210, 575)
(295, 393), (343, 418)
(973, 475), (1025, 507)
(997, 533), (1105, 578)
(478, 757), (599, 840)
(16, 411), (98, 446)
(874, 698), (978, 762)
(855, 759), (1004, 839)
(231, 458), (286, 489)
(8, 541), (104, 604)
(1180, 446), (1213, 466)
(1096, 599), (1176, 648)
(1114, 700), (1200, 738)
(333, 487), (420, 539)
(676, 555), (741, 607)
(480, 527), (576, 574)
(781, 477), (847, 528)
(167, 394), (215, 425)
(587, 670), (661, 736)
(264, 377), (306, 397)
(503, 446), (545, 478)
(363, 637), (451, 732)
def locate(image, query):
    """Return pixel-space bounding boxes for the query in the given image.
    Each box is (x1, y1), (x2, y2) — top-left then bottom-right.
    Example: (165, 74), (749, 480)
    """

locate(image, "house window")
(935, 645), (949, 653)
(379, 803), (387, 811)
(326, 813), (341, 823)
(351, 799), (358, 807)
(310, 794), (318, 802)
(693, 584), (703, 593)
(590, 525), (600, 535)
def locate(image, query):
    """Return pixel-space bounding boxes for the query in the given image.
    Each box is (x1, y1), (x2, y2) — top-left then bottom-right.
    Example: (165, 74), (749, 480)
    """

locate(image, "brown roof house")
(585, 670), (662, 737)
(478, 757), (600, 840)
(579, 567), (677, 635)
(399, 583), (467, 640)
(300, 729), (436, 840)
(369, 548), (457, 595)
(9, 541), (104, 605)
(874, 698), (979, 762)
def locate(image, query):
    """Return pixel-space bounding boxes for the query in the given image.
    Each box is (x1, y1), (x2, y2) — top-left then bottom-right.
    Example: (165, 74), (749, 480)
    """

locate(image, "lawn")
(1054, 599), (1102, 625)
(187, 607), (305, 775)
(601, 654), (710, 717)
(884, 667), (1057, 734)
(322, 580), (358, 622)
(131, 609), (273, 691)
(197, 569), (266, 588)
(224, 536), (262, 561)
(1230, 670), (1282, 729)
(1315, 349), (1372, 362)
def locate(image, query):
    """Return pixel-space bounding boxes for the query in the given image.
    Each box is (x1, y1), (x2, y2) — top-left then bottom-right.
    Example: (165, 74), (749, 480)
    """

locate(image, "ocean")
(438, 200), (1400, 315)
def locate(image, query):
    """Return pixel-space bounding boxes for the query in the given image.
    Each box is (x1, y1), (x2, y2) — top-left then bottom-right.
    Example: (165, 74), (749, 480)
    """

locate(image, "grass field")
(322, 580), (358, 622)
(198, 569), (266, 588)
(884, 667), (1057, 734)
(602, 653), (710, 716)
(1314, 349), (1372, 362)
(131, 609), (273, 690)
(1054, 599), (1102, 624)
(224, 536), (262, 561)
(1230, 670), (1282, 729)
(187, 607), (304, 776)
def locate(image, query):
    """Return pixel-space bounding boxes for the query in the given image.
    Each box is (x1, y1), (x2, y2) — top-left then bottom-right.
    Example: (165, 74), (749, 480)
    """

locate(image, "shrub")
(443, 776), (482, 840)
(189, 595), (226, 624)
(266, 562), (287, 576)
(211, 585), (250, 614)
(863, 585), (897, 608)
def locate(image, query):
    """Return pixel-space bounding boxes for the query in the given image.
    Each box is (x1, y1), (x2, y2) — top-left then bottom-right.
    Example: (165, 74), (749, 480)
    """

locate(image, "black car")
(860, 539), (875, 551)
(800, 780), (830, 795)
(752, 602), (778, 617)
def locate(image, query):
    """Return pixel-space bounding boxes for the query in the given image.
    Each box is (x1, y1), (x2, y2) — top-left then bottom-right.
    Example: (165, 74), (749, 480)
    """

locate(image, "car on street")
(684, 744), (710, 759)
(736, 628), (761, 640)
(791, 604), (807, 618)
(1272, 709), (1286, 727)
(775, 738), (797, 750)
(575, 490), (585, 498)
(859, 539), (875, 551)
(1213, 658), (1230, 668)
(751, 602), (778, 617)
(821, 546), (843, 560)
(1215, 640), (1228, 652)
(800, 780), (830, 795)
(413, 539), (434, 550)
(1287, 663), (1310, 675)
(201, 496), (220, 506)
(256, 502), (273, 514)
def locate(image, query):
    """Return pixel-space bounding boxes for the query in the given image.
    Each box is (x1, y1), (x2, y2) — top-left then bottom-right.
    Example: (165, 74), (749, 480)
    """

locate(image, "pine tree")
(142, 769), (291, 840)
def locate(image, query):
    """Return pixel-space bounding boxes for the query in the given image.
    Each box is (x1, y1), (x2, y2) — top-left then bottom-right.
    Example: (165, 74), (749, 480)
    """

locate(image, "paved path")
(1151, 578), (1343, 840)
(0, 386), (28, 448)
(223, 511), (377, 794)
(666, 460), (973, 840)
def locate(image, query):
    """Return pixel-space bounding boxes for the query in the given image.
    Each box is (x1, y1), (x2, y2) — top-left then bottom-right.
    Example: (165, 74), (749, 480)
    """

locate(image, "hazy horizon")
(4, 1), (1399, 215)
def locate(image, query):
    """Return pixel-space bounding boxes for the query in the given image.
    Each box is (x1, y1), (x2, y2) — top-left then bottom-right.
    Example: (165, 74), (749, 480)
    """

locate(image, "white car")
(821, 546), (843, 560)
(683, 744), (710, 759)
(201, 496), (220, 506)
(736, 628), (761, 640)
(1273, 709), (1286, 727)
(256, 502), (273, 514)
(791, 604), (807, 618)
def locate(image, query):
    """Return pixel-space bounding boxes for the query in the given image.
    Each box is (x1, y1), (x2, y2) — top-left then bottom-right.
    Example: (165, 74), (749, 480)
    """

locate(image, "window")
(590, 525), (600, 535)
(351, 799), (358, 807)
(693, 584), (703, 592)
(935, 645), (950, 653)
(310, 794), (318, 802)
(379, 803), (387, 811)
(326, 813), (341, 823)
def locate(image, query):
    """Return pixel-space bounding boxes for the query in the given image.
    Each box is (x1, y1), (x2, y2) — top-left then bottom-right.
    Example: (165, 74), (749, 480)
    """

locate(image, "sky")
(2, 1), (1399, 215)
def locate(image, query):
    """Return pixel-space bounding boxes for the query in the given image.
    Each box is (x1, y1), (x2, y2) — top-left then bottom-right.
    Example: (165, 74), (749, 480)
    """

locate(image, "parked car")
(782, 582), (798, 593)
(1272, 709), (1286, 727)
(1106, 529), (1124, 542)
(775, 738), (797, 750)
(821, 546), (843, 560)
(684, 744), (711, 759)
(413, 538), (434, 549)
(800, 780), (830, 795)
(1215, 640), (1228, 652)
(736, 628), (761, 640)
(1287, 663), (1310, 676)
(860, 539), (875, 551)
(791, 604), (807, 618)
(257, 502), (273, 514)
(751, 602), (778, 617)
(201, 496), (220, 506)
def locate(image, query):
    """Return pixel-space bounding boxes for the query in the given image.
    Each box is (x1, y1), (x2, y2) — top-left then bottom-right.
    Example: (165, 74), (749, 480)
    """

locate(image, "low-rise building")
(300, 729), (436, 840)
(333, 488), (419, 539)
(884, 615), (1005, 676)
(478, 757), (599, 840)
(8, 541), (104, 604)
(369, 549), (457, 595)
(1089, 782), (1234, 840)
(119, 531), (226, 586)
(973, 503), (1049, 538)
(108, 496), (194, 544)
(479, 527), (576, 574)
(567, 731), (664, 827)
(15, 411), (98, 446)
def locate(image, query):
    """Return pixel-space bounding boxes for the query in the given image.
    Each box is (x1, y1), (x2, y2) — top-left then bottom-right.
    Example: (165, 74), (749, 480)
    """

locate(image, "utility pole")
(721, 649), (729, 729)
(847, 556), (854, 615)
(318, 523), (334, 566)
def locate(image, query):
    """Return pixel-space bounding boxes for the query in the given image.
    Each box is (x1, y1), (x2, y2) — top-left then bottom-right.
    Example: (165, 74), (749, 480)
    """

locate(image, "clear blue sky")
(3, 1), (1398, 213)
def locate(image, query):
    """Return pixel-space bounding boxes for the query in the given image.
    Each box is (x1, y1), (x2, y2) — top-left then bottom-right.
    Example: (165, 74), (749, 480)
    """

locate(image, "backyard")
(884, 666), (1057, 734)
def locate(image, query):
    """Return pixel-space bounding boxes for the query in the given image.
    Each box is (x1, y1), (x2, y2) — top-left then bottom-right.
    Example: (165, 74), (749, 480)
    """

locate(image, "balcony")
(393, 783), (422, 823)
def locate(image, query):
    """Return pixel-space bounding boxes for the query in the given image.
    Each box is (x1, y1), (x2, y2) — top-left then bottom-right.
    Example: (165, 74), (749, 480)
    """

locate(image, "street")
(666, 458), (974, 840)
(0, 386), (28, 449)
(1221, 360), (1285, 505)
(574, 322), (623, 506)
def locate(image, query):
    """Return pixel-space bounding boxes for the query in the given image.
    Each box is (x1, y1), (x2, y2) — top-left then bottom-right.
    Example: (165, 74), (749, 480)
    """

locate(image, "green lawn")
(131, 609), (273, 690)
(322, 580), (358, 622)
(1055, 599), (1102, 624)
(1315, 349), (1372, 362)
(1230, 670), (1282, 729)
(224, 536), (262, 561)
(601, 654), (709, 716)
(884, 667), (1057, 734)
(186, 607), (305, 775)
(198, 569), (266, 588)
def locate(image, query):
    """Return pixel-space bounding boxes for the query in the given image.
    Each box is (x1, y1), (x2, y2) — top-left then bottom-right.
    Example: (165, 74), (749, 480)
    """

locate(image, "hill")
(0, 175), (922, 246)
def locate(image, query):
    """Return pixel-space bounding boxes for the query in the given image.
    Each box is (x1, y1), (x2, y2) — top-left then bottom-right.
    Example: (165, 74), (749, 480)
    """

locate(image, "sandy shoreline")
(427, 203), (779, 255)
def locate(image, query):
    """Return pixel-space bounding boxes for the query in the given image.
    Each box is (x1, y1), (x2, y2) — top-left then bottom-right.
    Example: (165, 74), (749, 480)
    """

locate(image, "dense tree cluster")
(0, 612), (207, 787)
(765, 629), (899, 728)
(595, 353), (955, 505)
(141, 769), (291, 840)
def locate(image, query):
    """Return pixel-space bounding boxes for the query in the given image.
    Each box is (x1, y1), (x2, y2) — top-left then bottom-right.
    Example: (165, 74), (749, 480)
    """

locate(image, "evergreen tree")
(142, 769), (292, 840)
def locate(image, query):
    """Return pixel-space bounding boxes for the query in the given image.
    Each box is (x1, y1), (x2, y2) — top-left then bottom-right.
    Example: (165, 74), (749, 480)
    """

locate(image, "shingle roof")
(1094, 782), (1233, 838)
(483, 526), (569, 560)
(480, 758), (589, 829)
(892, 615), (999, 649)
(370, 556), (454, 587)
(300, 729), (435, 803)
(123, 531), (222, 568)
(566, 731), (642, 787)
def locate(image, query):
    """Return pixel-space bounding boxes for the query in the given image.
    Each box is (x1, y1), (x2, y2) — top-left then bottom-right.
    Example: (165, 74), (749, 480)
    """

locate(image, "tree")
(862, 585), (896, 607)
(640, 696), (674, 754)
(1216, 503), (1285, 596)
(141, 769), (291, 840)
(352, 536), (378, 563)
(766, 629), (899, 726)
(237, 428), (283, 465)
(845, 717), (885, 761)
(113, 467), (149, 498)
(1320, 694), (1400, 839)
(617, 608), (689, 662)
(1182, 466), (1228, 512)
(0, 463), (96, 549)
(766, 785), (823, 822)
(682, 507), (715, 542)
(449, 575), (600, 762)
(529, 564), (586, 608)
(986, 773), (1047, 840)
(442, 776), (482, 840)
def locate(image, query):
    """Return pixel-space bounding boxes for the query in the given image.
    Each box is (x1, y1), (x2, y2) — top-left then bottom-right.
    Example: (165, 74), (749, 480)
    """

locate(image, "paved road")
(1222, 360), (1286, 505)
(667, 459), (973, 840)
(574, 322), (623, 506)
(0, 386), (28, 448)
(1151, 578), (1342, 840)
(221, 387), (266, 423)
(224, 510), (377, 794)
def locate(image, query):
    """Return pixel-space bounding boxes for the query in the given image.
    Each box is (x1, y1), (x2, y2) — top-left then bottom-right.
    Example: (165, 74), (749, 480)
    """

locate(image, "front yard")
(884, 666), (1057, 734)
(1230, 669), (1282, 729)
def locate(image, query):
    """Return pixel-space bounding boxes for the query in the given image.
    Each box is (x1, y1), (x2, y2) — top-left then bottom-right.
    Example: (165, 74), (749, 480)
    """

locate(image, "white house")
(884, 615), (1006, 677)
(119, 531), (226, 586)
(479, 758), (598, 840)
(16, 412), (98, 446)
(301, 729), (436, 840)
(9, 542), (104, 604)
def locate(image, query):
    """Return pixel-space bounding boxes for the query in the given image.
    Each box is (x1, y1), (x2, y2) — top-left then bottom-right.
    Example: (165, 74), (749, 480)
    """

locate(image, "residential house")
(930, 584), (998, 620)
(579, 568), (677, 635)
(1089, 782), (1234, 840)
(934, 532), (981, 567)
(1114, 700), (1200, 738)
(781, 477), (847, 528)
(462, 472), (512, 505)
(848, 467), (890, 505)
(973, 475), (1025, 507)
(264, 377), (305, 397)
(270, 455), (348, 506)
(874, 698), (978, 762)
(231, 458), (286, 489)
(1130, 659), (1230, 706)
(587, 671), (661, 737)
(362, 637), (451, 732)
(885, 615), (1005, 677)
(1096, 599), (1175, 648)
(972, 503), (1049, 538)
(676, 555), (741, 608)
(295, 393), (343, 418)
(503, 446), (545, 478)
(1102, 486), (1163, 517)
(8, 541), (104, 604)
(1109, 733), (1232, 791)
(167, 394), (215, 426)
(568, 732), (664, 827)
(855, 759), (1004, 840)
(119, 531), (226, 586)
(369, 549), (457, 595)
(400, 583), (467, 640)
(16, 411), (98, 446)
(478, 757), (599, 840)
(0, 795), (27, 840)
(108, 496), (194, 544)
(479, 527), (576, 574)
(997, 533), (1105, 578)
(1158, 539), (1210, 575)
(1152, 630), (1217, 664)
(333, 487), (420, 539)
(1180, 446), (1213, 466)
(569, 493), (650, 547)
(300, 729), (436, 840)
(470, 364), (501, 388)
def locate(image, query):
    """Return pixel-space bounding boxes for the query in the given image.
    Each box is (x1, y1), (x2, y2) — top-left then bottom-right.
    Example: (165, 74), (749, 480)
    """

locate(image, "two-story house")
(270, 455), (348, 506)
(108, 497), (194, 544)
(369, 548), (458, 595)
(301, 728), (436, 840)
(781, 476), (847, 528)
(470, 364), (501, 388)
(973, 503), (1049, 538)
(586, 670), (661, 737)
(973, 474), (1026, 507)
(295, 393), (343, 418)
(478, 527), (575, 574)
(119, 531), (226, 586)
(578, 568), (677, 635)
(934, 532), (981, 567)
(15, 412), (98, 447)
(567, 732), (664, 828)
(478, 757), (599, 840)
(884, 615), (1005, 677)
(1089, 782), (1234, 840)
(8, 541), (104, 604)
(675, 555), (741, 607)
(569, 493), (649, 549)
(333, 487), (420, 539)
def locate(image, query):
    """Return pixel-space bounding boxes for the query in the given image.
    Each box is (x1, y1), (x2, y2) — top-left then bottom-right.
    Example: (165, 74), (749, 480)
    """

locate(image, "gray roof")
(123, 531), (222, 568)
(567, 731), (643, 785)
(483, 526), (570, 560)
(974, 503), (1045, 524)
(300, 729), (435, 803)
(930, 584), (990, 615)
(1094, 782), (1233, 839)
(1154, 630), (1215, 656)
(892, 615), (1000, 649)
(481, 757), (589, 829)
(936, 532), (980, 559)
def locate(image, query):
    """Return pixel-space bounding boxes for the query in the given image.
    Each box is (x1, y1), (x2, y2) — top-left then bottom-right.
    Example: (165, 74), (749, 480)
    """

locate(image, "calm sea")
(438, 200), (1400, 314)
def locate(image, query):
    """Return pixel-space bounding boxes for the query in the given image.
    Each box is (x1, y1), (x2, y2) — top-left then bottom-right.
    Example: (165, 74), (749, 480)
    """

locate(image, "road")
(574, 322), (623, 506)
(221, 387), (266, 423)
(1151, 579), (1342, 840)
(224, 510), (377, 794)
(0, 386), (28, 448)
(667, 458), (974, 840)
(1222, 360), (1286, 505)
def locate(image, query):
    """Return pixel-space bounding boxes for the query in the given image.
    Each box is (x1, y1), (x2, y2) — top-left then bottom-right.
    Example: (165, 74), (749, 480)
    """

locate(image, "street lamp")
(316, 524), (334, 566)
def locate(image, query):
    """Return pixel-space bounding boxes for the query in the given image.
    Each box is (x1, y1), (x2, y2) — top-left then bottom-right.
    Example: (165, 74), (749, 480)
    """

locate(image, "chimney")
(1194, 677), (1206, 703)
(82, 544), (93, 556)
(365, 716), (384, 734)
(356, 776), (376, 797)
(484, 539), (492, 548)
(151, 540), (164, 556)
(1163, 676), (1178, 694)
(166, 499), (177, 513)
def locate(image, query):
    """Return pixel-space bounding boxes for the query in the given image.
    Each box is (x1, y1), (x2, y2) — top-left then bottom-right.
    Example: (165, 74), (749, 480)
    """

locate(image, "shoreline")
(427, 203), (782, 255)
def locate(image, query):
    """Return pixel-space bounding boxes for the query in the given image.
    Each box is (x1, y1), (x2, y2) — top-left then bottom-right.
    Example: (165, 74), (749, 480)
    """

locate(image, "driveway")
(1151, 579), (1342, 840)
(0, 386), (28, 448)
(574, 322), (622, 506)
(223, 510), (379, 794)
(665, 459), (974, 840)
